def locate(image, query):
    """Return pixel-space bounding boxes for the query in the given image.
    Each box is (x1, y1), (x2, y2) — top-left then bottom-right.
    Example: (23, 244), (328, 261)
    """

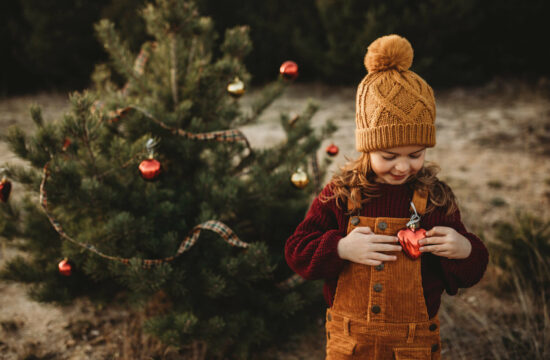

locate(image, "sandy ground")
(1, 80), (550, 359)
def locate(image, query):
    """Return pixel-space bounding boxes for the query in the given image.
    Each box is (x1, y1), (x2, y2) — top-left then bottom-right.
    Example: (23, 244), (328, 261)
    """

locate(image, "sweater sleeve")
(284, 183), (346, 280)
(426, 206), (489, 295)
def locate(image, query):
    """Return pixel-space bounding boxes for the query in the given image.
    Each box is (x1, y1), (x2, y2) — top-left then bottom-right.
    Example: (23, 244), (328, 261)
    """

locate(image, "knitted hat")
(355, 34), (436, 152)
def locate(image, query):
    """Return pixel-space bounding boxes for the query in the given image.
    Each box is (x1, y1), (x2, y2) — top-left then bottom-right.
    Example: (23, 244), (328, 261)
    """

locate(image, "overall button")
(431, 343), (439, 352)
(378, 221), (387, 230)
(373, 283), (383, 292)
(429, 323), (438, 331)
(327, 313), (332, 321)
(371, 305), (381, 314)
(351, 217), (360, 226)
(375, 263), (384, 271)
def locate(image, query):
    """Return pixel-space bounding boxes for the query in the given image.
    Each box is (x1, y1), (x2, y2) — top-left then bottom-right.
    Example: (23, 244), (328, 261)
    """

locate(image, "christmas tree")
(0, 0), (336, 358)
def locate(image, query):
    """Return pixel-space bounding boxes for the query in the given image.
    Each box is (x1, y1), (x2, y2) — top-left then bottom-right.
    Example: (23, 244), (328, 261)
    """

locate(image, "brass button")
(373, 283), (383, 292)
(429, 323), (437, 331)
(371, 305), (381, 314)
(431, 343), (439, 352)
(351, 216), (360, 226)
(378, 221), (387, 230)
(375, 263), (384, 271)
(327, 313), (332, 321)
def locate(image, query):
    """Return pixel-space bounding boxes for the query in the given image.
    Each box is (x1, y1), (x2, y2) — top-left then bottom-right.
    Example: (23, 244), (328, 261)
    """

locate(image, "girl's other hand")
(337, 226), (402, 266)
(419, 226), (472, 259)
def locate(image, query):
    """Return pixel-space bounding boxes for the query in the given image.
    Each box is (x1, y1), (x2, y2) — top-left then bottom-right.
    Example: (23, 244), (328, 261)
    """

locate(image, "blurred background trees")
(2, 0), (549, 95)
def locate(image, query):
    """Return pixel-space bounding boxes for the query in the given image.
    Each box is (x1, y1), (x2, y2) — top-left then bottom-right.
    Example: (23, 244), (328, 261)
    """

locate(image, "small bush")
(488, 213), (550, 300)
(441, 212), (550, 359)
(490, 197), (507, 207)
(487, 180), (503, 189)
(441, 266), (549, 359)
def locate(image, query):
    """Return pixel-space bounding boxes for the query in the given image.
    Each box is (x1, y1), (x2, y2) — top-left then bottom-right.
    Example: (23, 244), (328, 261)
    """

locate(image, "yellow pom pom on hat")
(356, 34), (436, 152)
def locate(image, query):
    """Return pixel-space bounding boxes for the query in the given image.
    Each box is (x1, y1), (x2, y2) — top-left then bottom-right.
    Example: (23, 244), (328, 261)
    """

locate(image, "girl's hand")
(337, 227), (402, 266)
(419, 226), (472, 259)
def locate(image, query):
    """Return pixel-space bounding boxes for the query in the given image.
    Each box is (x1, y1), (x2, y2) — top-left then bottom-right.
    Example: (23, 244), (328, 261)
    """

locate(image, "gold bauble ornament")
(227, 77), (245, 98)
(291, 168), (309, 189)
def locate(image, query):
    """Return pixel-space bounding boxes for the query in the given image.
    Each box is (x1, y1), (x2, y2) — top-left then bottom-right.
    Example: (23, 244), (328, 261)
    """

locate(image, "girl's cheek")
(413, 158), (425, 171)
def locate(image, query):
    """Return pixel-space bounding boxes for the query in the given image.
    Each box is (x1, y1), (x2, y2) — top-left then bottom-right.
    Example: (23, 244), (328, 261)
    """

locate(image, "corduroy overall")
(325, 189), (441, 360)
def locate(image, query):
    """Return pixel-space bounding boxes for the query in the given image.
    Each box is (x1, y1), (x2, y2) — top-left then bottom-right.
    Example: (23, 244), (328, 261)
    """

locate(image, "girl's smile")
(390, 173), (407, 180)
(370, 145), (426, 184)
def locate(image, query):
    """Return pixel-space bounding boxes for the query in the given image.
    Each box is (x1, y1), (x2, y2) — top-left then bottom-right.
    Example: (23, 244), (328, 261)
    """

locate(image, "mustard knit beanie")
(356, 34), (436, 152)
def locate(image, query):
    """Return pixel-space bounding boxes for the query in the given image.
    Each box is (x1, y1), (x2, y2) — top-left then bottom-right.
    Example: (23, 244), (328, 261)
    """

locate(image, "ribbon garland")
(90, 103), (252, 152)
(40, 162), (305, 288)
(134, 44), (154, 76)
(311, 153), (321, 194)
(40, 163), (248, 268)
(121, 42), (157, 96)
(276, 273), (305, 290)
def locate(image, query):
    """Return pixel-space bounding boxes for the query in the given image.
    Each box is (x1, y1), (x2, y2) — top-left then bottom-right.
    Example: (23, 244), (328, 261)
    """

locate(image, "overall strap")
(411, 188), (428, 216)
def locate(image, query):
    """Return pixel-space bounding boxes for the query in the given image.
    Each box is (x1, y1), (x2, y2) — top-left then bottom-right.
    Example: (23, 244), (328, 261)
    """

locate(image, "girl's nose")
(395, 161), (410, 172)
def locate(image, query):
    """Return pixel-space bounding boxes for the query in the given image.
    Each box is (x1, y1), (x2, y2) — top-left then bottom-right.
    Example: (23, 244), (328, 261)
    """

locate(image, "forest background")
(2, 0), (549, 94)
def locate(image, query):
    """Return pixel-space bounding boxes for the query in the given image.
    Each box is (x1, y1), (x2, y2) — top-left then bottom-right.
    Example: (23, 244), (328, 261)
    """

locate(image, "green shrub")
(490, 197), (507, 207)
(489, 213), (550, 300)
(487, 180), (503, 189)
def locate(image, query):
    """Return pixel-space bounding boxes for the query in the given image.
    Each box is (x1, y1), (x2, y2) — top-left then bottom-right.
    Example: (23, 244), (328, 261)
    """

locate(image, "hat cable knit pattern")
(356, 34), (436, 152)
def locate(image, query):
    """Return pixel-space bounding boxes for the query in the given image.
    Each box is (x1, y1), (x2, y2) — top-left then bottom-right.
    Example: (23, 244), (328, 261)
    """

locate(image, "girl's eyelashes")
(382, 154), (421, 160)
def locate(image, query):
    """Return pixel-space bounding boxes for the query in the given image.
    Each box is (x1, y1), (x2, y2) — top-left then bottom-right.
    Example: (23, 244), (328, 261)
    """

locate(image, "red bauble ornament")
(58, 258), (72, 276)
(139, 158), (162, 181)
(280, 61), (299, 80)
(0, 178), (12, 203)
(326, 143), (339, 157)
(397, 228), (426, 260)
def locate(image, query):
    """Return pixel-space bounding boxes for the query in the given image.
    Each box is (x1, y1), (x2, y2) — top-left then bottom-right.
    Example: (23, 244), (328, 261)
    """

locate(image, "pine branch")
(82, 120), (100, 178)
(170, 33), (179, 108)
(94, 19), (147, 94)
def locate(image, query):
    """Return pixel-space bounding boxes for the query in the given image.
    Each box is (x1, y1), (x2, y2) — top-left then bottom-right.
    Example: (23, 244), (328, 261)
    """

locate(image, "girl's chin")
(384, 175), (409, 184)
(374, 174), (413, 184)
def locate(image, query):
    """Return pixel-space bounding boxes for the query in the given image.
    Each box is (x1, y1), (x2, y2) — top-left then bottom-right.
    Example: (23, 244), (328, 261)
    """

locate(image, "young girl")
(285, 34), (489, 360)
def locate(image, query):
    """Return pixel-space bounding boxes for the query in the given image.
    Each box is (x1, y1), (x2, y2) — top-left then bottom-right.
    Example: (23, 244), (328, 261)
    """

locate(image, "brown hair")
(319, 152), (458, 216)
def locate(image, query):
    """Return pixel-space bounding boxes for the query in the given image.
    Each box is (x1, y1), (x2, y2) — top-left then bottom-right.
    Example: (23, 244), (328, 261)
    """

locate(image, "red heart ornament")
(397, 228), (426, 260)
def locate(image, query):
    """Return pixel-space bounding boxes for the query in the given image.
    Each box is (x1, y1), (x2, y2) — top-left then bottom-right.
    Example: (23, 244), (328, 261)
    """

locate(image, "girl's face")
(369, 145), (426, 184)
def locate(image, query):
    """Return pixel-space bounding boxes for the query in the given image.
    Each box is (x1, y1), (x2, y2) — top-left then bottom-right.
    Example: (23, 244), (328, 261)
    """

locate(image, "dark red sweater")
(285, 181), (489, 319)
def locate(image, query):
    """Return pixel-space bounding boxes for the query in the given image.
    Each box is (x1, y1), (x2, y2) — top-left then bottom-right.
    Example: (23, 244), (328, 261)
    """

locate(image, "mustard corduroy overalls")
(325, 189), (442, 360)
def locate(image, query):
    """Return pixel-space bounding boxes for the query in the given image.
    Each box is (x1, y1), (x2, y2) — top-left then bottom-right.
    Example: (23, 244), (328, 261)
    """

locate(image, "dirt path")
(1, 81), (550, 358)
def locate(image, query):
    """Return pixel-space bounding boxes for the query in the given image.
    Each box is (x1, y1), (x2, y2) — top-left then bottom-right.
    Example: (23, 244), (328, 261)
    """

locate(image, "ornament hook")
(146, 138), (158, 158)
(406, 201), (421, 231)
